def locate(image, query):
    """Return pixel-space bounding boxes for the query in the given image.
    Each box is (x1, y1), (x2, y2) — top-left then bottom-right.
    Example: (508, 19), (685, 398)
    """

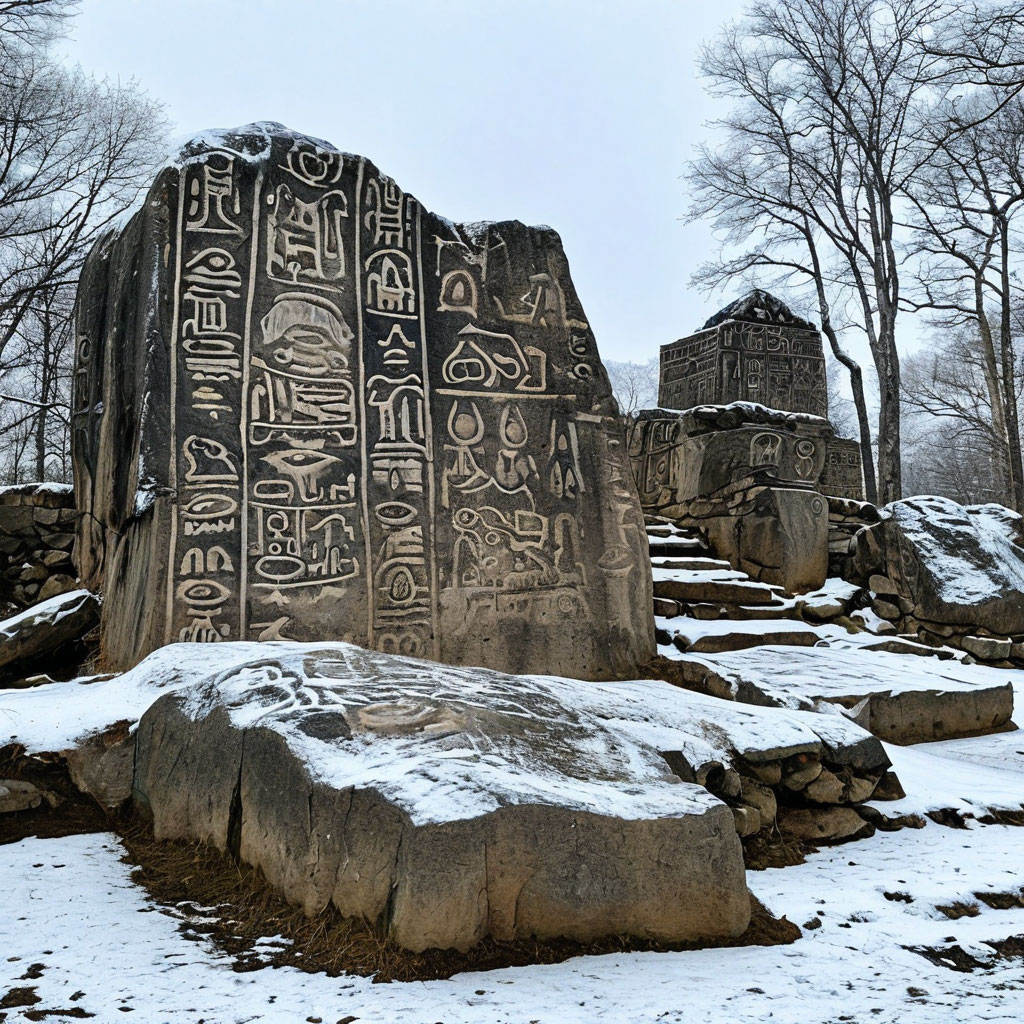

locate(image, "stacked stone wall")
(0, 483), (79, 614)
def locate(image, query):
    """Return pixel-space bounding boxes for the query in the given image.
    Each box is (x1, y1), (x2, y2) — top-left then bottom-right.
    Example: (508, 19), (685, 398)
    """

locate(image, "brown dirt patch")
(975, 890), (1024, 910)
(742, 829), (809, 869)
(0, 745), (112, 846)
(935, 901), (980, 920)
(119, 822), (800, 982)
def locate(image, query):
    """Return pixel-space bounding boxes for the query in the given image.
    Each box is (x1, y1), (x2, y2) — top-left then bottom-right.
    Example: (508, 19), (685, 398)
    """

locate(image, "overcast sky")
(64, 0), (759, 365)
(64, 0), (912, 374)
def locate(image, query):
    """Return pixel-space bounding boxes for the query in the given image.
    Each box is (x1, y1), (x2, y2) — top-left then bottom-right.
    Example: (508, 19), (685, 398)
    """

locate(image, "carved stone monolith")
(72, 123), (653, 678)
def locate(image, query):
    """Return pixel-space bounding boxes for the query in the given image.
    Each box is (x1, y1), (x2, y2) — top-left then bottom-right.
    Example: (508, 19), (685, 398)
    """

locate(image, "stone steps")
(656, 616), (823, 655)
(652, 573), (784, 607)
(650, 556), (734, 572)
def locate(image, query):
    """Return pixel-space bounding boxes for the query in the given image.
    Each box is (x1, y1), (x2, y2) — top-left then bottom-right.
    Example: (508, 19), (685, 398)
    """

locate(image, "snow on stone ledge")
(3, 640), (888, 824)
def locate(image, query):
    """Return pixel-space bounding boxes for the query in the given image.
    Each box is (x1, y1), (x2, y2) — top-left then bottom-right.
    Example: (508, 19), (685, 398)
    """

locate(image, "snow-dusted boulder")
(133, 641), (757, 952)
(0, 589), (99, 682)
(853, 496), (1024, 641)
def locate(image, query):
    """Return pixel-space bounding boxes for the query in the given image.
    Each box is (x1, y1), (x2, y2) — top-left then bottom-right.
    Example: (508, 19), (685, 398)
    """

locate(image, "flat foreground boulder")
(0, 589), (99, 682)
(671, 644), (1014, 744)
(133, 641), (753, 952)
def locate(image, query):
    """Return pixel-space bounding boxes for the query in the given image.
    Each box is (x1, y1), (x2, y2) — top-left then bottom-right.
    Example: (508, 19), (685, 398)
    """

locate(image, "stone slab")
(0, 590), (99, 680)
(132, 641), (755, 952)
(670, 645), (1015, 744)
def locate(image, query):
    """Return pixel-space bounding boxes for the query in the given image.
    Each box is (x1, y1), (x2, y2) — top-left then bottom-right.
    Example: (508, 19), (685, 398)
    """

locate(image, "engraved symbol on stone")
(795, 438), (817, 479)
(438, 269), (478, 317)
(750, 432), (782, 468)
(260, 449), (343, 504)
(547, 417), (584, 500)
(492, 272), (568, 328)
(185, 152), (242, 234)
(175, 578), (232, 642)
(181, 493), (238, 536)
(441, 325), (546, 392)
(365, 250), (416, 316)
(367, 372), (427, 493)
(364, 177), (407, 248)
(251, 294), (356, 447)
(494, 404), (537, 491)
(377, 324), (416, 368)
(281, 143), (344, 188)
(441, 399), (488, 508)
(252, 616), (295, 641)
(183, 436), (240, 484)
(267, 183), (347, 285)
(179, 545), (234, 575)
(182, 248), (242, 337)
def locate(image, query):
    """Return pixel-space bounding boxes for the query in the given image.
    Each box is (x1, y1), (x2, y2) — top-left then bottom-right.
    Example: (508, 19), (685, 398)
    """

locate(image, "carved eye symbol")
(262, 449), (341, 475)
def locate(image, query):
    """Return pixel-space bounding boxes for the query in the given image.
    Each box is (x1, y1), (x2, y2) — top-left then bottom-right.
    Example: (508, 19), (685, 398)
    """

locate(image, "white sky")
(67, 0), (916, 373)
(65, 0), (755, 365)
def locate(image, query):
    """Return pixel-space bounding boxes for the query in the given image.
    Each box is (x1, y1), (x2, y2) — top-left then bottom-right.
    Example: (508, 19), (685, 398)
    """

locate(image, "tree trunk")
(975, 295), (1012, 506)
(805, 225), (879, 503)
(999, 219), (1024, 512)
(873, 320), (903, 505)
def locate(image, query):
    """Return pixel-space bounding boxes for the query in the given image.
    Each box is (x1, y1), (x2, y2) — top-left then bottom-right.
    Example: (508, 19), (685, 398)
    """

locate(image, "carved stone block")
(658, 290), (827, 417)
(820, 436), (866, 501)
(73, 123), (653, 678)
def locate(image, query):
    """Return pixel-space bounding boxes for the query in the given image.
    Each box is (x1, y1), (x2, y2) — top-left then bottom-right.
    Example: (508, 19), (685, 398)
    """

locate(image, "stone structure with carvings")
(73, 123), (653, 678)
(631, 292), (865, 592)
(659, 289), (827, 416)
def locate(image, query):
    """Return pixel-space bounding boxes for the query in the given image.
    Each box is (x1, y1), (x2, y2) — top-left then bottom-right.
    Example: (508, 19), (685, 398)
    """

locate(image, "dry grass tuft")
(119, 822), (800, 982)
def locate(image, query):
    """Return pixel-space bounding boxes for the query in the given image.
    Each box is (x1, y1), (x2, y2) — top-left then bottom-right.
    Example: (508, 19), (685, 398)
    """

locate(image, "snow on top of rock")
(0, 481), (73, 497)
(883, 495), (1024, 605)
(685, 642), (1013, 703)
(4, 640), (888, 824)
(0, 589), (96, 642)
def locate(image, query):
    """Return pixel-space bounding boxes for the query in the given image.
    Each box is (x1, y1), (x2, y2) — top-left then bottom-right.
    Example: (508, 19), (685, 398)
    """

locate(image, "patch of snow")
(0, 481), (72, 498)
(3, 812), (1023, 1021)
(0, 589), (95, 643)
(679, 643), (1016, 702)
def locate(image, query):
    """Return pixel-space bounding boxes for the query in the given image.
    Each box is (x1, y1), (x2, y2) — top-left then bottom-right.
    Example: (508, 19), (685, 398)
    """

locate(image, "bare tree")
(605, 358), (660, 418)
(905, 96), (1024, 508)
(690, 0), (1023, 505)
(901, 326), (1020, 502)
(0, 0), (167, 481)
(0, 0), (167, 370)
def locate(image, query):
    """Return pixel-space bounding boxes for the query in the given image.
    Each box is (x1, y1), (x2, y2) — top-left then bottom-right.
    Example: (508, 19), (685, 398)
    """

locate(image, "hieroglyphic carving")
(244, 149), (361, 633)
(185, 151), (242, 235)
(140, 131), (652, 677)
(167, 154), (255, 644)
(820, 436), (866, 501)
(358, 172), (438, 659)
(659, 314), (827, 417)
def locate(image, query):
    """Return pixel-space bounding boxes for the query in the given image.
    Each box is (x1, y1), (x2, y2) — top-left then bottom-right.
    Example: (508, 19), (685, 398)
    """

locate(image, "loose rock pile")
(0, 483), (78, 614)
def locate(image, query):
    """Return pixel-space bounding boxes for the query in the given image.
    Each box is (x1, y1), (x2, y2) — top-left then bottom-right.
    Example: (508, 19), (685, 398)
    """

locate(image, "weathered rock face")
(133, 641), (750, 952)
(671, 643), (1014, 744)
(73, 122), (652, 678)
(852, 496), (1024, 653)
(0, 483), (78, 614)
(629, 405), (831, 591)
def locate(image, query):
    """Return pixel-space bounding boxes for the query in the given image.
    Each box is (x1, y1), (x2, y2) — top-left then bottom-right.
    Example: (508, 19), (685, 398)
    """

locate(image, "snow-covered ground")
(3, 693), (1023, 1023)
(2, 650), (1023, 1022)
